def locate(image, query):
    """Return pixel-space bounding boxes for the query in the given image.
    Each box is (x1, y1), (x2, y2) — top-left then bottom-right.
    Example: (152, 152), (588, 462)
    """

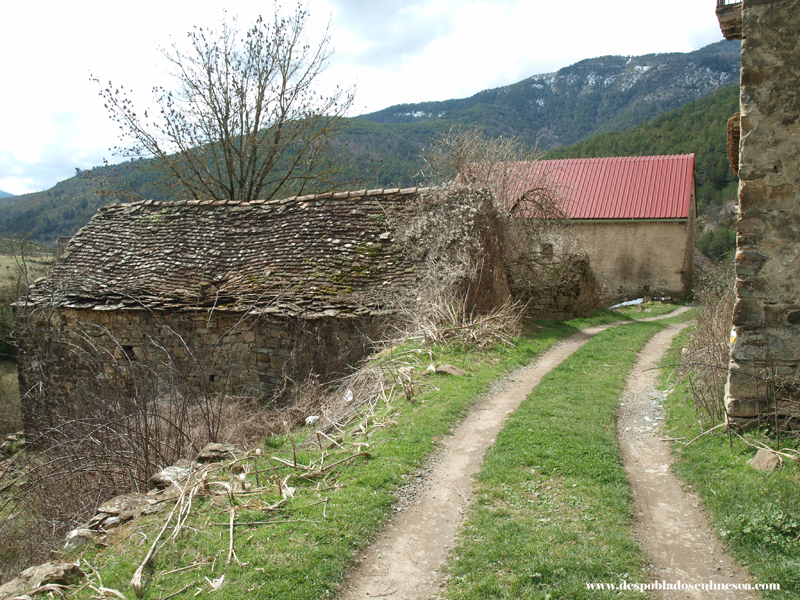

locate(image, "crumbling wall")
(15, 305), (380, 432)
(726, 0), (800, 420)
(394, 186), (511, 312)
(509, 256), (598, 321)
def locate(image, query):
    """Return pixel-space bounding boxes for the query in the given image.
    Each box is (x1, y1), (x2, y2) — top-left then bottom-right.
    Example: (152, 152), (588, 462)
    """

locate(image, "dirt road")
(618, 322), (757, 599)
(341, 309), (751, 600)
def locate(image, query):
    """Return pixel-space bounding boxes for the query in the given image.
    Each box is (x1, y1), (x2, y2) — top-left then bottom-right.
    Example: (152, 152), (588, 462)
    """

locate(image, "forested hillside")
(0, 41), (740, 246)
(362, 41), (740, 147)
(0, 165), (170, 242)
(547, 84), (739, 212)
(546, 84), (739, 261)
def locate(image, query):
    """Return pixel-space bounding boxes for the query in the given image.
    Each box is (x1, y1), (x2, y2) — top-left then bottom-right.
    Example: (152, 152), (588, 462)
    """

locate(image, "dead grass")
(403, 295), (524, 350)
(0, 360), (21, 435)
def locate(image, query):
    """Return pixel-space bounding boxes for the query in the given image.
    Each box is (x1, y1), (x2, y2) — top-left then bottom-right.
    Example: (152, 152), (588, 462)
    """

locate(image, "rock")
(149, 464), (192, 490)
(747, 448), (780, 472)
(64, 528), (93, 551)
(94, 493), (166, 524)
(103, 516), (121, 528)
(305, 415), (320, 426)
(174, 458), (194, 469)
(86, 512), (110, 530)
(197, 443), (238, 463)
(434, 364), (467, 377)
(0, 433), (25, 457)
(0, 562), (84, 598)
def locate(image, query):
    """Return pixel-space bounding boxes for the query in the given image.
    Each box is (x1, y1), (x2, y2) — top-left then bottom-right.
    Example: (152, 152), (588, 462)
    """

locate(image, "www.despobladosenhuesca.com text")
(585, 580), (780, 592)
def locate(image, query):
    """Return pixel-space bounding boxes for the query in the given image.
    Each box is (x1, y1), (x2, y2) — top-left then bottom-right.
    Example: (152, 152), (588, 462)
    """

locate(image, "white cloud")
(0, 0), (725, 194)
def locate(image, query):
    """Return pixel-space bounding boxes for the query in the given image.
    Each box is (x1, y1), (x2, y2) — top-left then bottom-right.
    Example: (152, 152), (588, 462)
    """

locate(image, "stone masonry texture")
(15, 186), (541, 431)
(726, 0), (800, 419)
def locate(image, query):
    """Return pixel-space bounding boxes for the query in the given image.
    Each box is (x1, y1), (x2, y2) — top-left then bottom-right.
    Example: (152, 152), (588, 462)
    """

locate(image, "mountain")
(360, 40), (740, 148)
(0, 190), (15, 199)
(0, 163), (170, 243)
(0, 40), (741, 245)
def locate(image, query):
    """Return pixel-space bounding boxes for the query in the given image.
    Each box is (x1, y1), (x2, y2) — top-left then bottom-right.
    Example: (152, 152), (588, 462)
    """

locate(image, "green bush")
(696, 224), (736, 263)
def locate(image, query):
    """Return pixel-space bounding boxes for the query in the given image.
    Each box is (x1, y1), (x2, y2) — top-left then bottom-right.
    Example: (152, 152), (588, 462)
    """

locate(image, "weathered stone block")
(738, 179), (768, 213)
(732, 297), (764, 327)
(764, 304), (800, 325)
(735, 249), (768, 277)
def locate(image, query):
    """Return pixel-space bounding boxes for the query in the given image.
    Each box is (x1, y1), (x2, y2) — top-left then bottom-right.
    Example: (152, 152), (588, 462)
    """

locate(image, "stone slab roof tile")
(33, 188), (432, 317)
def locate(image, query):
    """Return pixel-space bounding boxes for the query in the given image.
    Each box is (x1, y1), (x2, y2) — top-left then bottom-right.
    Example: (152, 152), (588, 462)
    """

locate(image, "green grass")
(441, 315), (690, 599)
(59, 311), (641, 600)
(609, 299), (685, 320)
(660, 326), (800, 599)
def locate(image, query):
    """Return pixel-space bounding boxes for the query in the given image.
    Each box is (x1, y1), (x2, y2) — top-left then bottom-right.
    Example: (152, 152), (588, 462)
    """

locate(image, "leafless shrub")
(0, 417), (142, 581)
(4, 299), (280, 581)
(420, 127), (585, 307)
(679, 263), (735, 428)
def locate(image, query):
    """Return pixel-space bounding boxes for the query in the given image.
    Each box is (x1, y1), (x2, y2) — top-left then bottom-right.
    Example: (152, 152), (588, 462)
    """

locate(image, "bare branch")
(94, 4), (354, 202)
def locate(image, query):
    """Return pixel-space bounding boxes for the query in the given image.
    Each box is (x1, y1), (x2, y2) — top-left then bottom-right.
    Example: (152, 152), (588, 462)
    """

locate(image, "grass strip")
(61, 310), (639, 600)
(660, 326), (800, 599)
(442, 316), (684, 599)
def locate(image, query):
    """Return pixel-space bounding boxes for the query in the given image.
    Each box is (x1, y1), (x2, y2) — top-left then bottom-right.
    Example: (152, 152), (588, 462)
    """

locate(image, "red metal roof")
(485, 154), (696, 220)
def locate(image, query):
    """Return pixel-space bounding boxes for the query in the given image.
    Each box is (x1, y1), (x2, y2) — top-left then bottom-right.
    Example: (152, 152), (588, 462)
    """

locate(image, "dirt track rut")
(618, 322), (757, 599)
(341, 307), (752, 600)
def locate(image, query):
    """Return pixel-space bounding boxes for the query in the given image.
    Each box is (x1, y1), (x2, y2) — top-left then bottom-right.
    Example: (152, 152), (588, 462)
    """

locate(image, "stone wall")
(726, 0), (800, 420)
(509, 256), (599, 321)
(15, 305), (382, 431)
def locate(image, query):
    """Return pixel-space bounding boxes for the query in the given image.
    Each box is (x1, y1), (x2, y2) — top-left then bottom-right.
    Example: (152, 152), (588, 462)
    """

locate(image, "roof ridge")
(117, 187), (432, 209)
(538, 154), (694, 164)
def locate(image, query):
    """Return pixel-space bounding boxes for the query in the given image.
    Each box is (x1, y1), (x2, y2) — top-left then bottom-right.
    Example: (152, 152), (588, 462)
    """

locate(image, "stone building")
(498, 155), (697, 301)
(717, 0), (800, 422)
(15, 186), (511, 431)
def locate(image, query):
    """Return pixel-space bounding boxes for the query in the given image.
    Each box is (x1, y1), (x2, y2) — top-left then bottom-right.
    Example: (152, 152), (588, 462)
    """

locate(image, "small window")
(209, 374), (216, 383)
(121, 345), (135, 361)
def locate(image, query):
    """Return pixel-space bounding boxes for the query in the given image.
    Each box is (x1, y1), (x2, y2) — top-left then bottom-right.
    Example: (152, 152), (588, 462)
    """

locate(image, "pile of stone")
(0, 432), (24, 458)
(0, 443), (239, 600)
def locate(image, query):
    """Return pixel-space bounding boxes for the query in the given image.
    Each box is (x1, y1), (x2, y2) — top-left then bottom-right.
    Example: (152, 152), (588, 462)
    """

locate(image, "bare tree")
(420, 126), (574, 274)
(95, 4), (354, 202)
(420, 125), (567, 228)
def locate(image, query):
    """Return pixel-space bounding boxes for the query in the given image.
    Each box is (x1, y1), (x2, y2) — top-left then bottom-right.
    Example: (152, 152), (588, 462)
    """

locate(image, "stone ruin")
(721, 0), (800, 423)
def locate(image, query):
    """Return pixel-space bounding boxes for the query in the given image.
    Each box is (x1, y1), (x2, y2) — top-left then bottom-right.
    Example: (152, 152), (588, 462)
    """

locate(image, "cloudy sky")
(0, 0), (724, 196)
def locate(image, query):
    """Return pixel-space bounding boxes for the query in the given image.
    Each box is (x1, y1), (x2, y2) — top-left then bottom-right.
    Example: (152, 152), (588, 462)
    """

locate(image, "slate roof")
(478, 155), (696, 220)
(30, 188), (431, 318)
